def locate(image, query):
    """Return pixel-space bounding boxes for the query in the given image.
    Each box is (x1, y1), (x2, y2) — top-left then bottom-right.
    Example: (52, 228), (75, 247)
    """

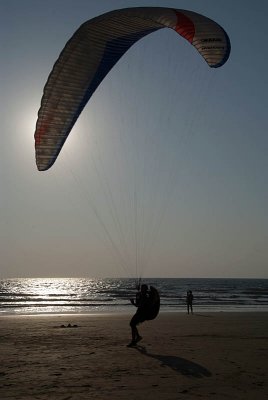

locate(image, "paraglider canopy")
(34, 7), (230, 171)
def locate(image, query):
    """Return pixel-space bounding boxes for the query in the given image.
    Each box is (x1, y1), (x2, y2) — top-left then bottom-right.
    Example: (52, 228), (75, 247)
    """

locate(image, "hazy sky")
(1, 0), (267, 279)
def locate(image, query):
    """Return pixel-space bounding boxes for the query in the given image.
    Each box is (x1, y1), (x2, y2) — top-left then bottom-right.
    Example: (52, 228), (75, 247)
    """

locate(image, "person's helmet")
(141, 284), (148, 291)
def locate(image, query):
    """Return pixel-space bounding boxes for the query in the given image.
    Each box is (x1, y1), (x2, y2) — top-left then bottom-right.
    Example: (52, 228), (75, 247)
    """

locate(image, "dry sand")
(0, 312), (267, 399)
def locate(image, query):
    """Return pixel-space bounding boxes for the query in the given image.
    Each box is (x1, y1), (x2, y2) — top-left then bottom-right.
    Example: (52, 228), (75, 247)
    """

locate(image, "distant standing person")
(186, 290), (194, 314)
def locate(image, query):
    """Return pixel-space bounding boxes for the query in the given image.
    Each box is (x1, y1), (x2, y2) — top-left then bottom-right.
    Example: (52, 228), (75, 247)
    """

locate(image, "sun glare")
(16, 104), (38, 148)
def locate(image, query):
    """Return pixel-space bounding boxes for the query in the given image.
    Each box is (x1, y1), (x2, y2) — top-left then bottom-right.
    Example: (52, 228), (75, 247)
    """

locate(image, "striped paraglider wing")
(35, 7), (230, 171)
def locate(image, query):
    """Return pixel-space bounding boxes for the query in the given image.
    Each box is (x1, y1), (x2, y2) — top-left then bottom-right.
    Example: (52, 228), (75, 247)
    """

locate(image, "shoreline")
(1, 307), (268, 318)
(1, 312), (267, 399)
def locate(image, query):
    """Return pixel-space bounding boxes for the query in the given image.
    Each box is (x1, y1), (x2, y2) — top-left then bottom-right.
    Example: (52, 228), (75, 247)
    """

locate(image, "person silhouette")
(128, 284), (150, 347)
(186, 290), (194, 314)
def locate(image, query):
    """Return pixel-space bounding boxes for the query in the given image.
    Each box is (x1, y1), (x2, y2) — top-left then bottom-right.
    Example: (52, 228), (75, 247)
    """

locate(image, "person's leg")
(128, 314), (143, 346)
(128, 314), (139, 345)
(133, 324), (142, 343)
(132, 325), (138, 341)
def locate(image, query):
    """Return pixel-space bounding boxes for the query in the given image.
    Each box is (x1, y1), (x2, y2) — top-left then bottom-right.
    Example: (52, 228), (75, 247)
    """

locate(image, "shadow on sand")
(134, 345), (211, 378)
(193, 313), (214, 318)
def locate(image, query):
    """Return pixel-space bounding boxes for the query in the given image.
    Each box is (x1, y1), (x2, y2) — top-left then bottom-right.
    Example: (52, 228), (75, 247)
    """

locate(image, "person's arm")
(130, 292), (141, 307)
(130, 298), (136, 306)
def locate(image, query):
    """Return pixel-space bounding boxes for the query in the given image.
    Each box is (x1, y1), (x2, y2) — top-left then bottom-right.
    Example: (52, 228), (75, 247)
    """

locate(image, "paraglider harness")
(132, 281), (160, 322)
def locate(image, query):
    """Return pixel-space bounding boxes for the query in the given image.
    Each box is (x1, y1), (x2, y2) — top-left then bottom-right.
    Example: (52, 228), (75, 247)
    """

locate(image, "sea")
(0, 278), (268, 316)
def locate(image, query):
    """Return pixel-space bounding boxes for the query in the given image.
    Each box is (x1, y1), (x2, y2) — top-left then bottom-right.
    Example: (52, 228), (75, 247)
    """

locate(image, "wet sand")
(0, 312), (267, 399)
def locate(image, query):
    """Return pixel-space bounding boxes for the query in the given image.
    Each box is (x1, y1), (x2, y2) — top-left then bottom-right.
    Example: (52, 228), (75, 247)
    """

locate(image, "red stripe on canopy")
(174, 11), (195, 44)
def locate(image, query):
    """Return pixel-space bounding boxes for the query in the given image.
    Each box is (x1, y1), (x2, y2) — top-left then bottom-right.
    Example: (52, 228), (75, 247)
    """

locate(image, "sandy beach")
(0, 312), (267, 399)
